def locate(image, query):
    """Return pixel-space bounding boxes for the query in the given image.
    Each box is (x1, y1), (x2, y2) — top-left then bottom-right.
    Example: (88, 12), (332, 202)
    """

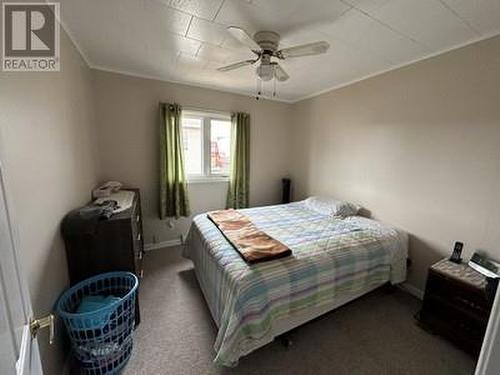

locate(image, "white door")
(0, 159), (43, 375)
(476, 285), (500, 375)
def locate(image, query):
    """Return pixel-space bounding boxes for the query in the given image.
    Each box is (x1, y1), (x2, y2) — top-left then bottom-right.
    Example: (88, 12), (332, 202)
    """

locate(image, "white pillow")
(304, 196), (360, 217)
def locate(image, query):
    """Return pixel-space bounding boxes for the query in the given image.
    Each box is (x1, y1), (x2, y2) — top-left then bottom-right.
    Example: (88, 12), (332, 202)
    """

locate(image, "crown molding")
(89, 65), (295, 104)
(292, 31), (500, 103)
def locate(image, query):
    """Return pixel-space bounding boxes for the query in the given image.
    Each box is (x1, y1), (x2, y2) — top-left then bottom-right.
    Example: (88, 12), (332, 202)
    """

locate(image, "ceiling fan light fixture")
(256, 64), (274, 81)
(218, 27), (330, 91)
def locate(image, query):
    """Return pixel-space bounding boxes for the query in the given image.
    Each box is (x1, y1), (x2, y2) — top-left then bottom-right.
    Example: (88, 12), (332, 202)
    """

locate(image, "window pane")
(210, 120), (231, 175)
(182, 117), (202, 175)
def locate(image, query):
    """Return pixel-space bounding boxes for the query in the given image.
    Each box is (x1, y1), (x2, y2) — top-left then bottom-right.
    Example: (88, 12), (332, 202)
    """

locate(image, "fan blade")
(227, 26), (261, 52)
(217, 59), (256, 72)
(273, 63), (289, 82)
(278, 41), (330, 59)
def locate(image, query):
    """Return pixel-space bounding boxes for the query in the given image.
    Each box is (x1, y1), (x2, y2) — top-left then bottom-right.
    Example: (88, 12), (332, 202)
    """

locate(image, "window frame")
(181, 110), (232, 183)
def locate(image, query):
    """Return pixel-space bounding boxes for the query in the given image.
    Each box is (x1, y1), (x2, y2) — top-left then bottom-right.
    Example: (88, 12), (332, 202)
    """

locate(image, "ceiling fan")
(217, 26), (330, 82)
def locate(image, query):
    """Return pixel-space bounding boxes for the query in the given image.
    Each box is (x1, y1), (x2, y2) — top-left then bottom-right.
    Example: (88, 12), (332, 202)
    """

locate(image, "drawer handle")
(139, 269), (144, 278)
(136, 233), (141, 241)
(136, 215), (140, 223)
(138, 251), (143, 260)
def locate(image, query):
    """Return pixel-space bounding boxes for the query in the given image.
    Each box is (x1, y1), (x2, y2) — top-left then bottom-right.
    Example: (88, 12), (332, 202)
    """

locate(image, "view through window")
(182, 111), (231, 179)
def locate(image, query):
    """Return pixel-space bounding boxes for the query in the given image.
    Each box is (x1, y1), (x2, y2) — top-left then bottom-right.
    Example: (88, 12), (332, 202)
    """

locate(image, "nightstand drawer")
(419, 302), (485, 355)
(422, 293), (488, 328)
(426, 272), (490, 317)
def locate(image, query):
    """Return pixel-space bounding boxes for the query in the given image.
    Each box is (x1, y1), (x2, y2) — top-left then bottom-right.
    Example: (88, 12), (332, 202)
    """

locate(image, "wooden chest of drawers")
(418, 259), (493, 356)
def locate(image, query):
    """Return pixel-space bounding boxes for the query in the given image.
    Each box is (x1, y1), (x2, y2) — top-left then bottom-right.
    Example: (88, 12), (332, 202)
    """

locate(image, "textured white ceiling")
(59, 0), (500, 102)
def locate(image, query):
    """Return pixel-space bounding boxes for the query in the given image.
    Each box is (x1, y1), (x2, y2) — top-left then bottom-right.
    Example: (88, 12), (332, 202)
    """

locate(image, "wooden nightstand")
(418, 258), (493, 356)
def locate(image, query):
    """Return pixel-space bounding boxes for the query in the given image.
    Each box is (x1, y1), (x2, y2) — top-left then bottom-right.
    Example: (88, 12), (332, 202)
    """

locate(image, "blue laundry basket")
(56, 272), (139, 375)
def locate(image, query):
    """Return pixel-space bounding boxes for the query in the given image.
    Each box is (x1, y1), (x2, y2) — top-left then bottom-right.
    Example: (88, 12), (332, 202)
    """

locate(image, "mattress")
(183, 202), (408, 366)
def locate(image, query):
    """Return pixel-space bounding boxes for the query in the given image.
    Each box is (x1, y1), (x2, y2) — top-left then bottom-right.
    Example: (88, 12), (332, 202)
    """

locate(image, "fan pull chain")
(273, 77), (277, 97)
(256, 77), (262, 100)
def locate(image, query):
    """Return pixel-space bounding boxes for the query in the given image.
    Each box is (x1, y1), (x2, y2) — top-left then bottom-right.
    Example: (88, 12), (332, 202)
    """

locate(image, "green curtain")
(159, 103), (190, 219)
(226, 112), (250, 209)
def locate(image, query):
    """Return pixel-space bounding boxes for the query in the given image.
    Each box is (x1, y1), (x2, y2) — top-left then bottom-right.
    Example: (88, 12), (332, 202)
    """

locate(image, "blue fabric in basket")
(77, 295), (120, 314)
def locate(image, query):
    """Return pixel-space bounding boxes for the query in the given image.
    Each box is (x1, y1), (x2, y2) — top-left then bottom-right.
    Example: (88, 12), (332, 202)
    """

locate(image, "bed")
(183, 201), (408, 366)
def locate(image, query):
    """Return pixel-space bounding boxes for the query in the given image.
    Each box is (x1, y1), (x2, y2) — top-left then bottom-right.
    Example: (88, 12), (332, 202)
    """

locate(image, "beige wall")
(93, 70), (292, 244)
(291, 35), (500, 292)
(0, 30), (99, 373)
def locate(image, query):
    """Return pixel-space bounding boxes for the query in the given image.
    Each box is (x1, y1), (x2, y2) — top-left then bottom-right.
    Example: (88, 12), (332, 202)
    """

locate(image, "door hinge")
(29, 314), (55, 344)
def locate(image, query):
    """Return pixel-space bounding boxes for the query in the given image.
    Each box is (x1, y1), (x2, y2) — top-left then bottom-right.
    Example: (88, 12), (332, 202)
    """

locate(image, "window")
(182, 110), (231, 181)
(182, 117), (203, 175)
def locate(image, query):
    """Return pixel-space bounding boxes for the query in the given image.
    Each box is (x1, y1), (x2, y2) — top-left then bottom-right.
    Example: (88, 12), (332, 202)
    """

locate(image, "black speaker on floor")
(282, 178), (291, 204)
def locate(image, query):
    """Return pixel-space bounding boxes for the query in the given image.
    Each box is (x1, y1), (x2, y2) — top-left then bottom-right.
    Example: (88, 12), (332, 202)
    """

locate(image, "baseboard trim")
(398, 283), (424, 300)
(144, 239), (182, 251)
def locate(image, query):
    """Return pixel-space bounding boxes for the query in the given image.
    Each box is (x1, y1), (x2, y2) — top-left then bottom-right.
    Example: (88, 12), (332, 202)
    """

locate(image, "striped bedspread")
(183, 202), (407, 366)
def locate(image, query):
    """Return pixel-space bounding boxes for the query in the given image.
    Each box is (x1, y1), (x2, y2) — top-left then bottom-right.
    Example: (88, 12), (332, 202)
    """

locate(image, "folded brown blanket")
(207, 209), (291, 264)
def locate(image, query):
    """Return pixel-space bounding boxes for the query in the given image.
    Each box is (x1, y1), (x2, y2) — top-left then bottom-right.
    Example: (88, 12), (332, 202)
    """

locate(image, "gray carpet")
(122, 247), (476, 375)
